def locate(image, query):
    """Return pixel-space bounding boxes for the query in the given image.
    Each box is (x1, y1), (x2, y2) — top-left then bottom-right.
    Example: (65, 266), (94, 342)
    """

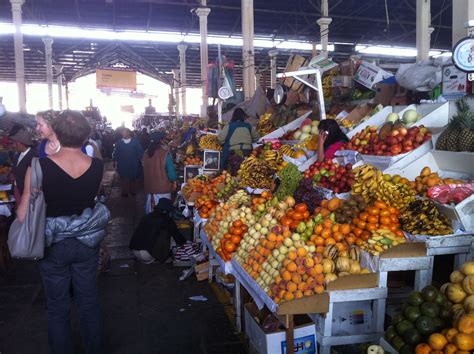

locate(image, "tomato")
(359, 212), (369, 221)
(230, 235), (242, 244)
(233, 227), (244, 236)
(380, 209), (391, 217)
(295, 203), (308, 213)
(352, 217), (361, 225)
(380, 216), (391, 225)
(229, 227), (236, 235)
(223, 233), (232, 239)
(241, 224), (248, 232)
(374, 201), (388, 209)
(281, 217), (292, 227)
(367, 207), (380, 215)
(357, 220), (367, 230)
(367, 215), (379, 224)
(292, 212), (304, 221)
(360, 230), (371, 240)
(303, 210), (310, 219)
(390, 215), (399, 223)
(224, 241), (236, 253)
(366, 223), (377, 232)
(233, 220), (243, 228)
(353, 227), (363, 237)
(290, 220), (299, 230)
(388, 206), (399, 215)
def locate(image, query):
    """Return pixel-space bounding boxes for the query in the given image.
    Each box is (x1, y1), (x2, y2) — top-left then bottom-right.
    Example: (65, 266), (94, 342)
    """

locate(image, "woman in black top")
(18, 110), (105, 354)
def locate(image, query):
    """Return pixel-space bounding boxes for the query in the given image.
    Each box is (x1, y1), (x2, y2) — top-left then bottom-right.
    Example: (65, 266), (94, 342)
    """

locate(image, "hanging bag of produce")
(8, 158), (46, 260)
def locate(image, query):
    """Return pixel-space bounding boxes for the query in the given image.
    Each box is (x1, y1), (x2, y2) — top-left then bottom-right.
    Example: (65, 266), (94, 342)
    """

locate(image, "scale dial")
(453, 36), (474, 73)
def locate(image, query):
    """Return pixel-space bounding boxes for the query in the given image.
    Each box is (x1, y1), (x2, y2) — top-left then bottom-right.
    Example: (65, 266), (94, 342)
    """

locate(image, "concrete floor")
(0, 166), (244, 354)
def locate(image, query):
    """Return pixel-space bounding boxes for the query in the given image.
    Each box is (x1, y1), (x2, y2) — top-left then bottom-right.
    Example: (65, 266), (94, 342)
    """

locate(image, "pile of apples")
(303, 159), (354, 194)
(344, 125), (432, 156)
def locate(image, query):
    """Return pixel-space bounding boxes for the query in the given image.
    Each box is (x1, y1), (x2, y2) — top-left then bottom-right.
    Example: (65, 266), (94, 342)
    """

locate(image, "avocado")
(420, 302), (440, 319)
(421, 285), (439, 302)
(384, 325), (397, 342)
(396, 319), (415, 336)
(403, 329), (423, 345)
(391, 335), (406, 352)
(407, 291), (424, 306)
(415, 315), (436, 336)
(404, 306), (421, 323)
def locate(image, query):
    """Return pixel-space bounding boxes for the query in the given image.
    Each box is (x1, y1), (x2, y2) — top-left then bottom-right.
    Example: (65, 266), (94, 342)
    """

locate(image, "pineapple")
(436, 98), (473, 152)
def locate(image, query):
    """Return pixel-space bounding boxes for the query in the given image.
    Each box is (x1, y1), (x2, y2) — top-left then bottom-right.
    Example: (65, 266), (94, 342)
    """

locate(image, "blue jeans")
(39, 238), (103, 354)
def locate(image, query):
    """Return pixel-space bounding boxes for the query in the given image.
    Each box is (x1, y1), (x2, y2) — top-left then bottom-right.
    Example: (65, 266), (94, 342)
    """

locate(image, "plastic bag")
(395, 60), (442, 92)
(427, 183), (474, 205)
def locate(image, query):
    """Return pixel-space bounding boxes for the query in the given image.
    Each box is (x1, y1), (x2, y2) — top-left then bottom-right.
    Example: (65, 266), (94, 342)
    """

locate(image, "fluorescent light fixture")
(467, 20), (474, 27)
(0, 22), (322, 51)
(358, 45), (442, 57)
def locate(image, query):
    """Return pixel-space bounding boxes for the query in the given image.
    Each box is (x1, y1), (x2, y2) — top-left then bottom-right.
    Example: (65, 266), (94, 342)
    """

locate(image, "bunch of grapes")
(294, 178), (324, 213)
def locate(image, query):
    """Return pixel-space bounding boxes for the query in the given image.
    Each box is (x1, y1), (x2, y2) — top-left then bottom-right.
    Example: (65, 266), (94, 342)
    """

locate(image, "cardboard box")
(353, 61), (393, 90)
(244, 303), (317, 354)
(442, 65), (469, 99)
(340, 104), (374, 128)
(283, 55), (309, 92)
(194, 261), (209, 281)
(314, 301), (373, 336)
(374, 83), (397, 106)
(332, 76), (352, 88)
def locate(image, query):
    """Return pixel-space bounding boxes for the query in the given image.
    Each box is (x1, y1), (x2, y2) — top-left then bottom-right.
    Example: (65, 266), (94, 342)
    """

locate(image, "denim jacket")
(45, 203), (110, 248)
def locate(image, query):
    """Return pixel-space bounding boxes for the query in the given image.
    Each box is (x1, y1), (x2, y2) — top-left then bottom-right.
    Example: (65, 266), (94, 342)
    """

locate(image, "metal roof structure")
(0, 0), (453, 86)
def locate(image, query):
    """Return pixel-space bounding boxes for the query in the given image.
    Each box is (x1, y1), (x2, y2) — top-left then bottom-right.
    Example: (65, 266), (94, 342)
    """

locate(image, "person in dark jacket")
(130, 198), (194, 263)
(10, 129), (38, 200)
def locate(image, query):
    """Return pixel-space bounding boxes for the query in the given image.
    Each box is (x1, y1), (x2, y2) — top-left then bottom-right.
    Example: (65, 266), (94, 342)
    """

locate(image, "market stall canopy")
(0, 0), (453, 85)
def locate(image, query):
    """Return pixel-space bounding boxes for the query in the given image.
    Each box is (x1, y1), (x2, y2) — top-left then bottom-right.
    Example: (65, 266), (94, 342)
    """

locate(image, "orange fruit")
(325, 238), (336, 245)
(291, 274), (302, 284)
(322, 219), (333, 228)
(288, 251), (297, 260)
(443, 343), (457, 354)
(359, 212), (369, 221)
(286, 261), (297, 272)
(282, 270), (292, 281)
(415, 343), (432, 354)
(340, 224), (351, 235)
(294, 290), (304, 299)
(331, 224), (340, 233)
(284, 292), (294, 301)
(428, 333), (448, 350)
(287, 281), (298, 292)
(314, 224), (324, 235)
(314, 264), (323, 274)
(297, 247), (307, 257)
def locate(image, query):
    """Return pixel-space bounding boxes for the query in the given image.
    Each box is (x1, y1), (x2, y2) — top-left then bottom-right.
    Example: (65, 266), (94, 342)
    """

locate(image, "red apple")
(402, 139), (413, 147)
(415, 134), (424, 143)
(391, 145), (402, 154)
(391, 130), (400, 137)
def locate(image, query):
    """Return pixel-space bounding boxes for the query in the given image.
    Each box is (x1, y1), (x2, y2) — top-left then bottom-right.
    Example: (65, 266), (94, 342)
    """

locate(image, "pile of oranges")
(280, 203), (312, 230)
(349, 200), (404, 245)
(309, 218), (351, 254)
(270, 250), (326, 303)
(195, 195), (218, 219)
(216, 220), (247, 261)
(184, 156), (202, 165)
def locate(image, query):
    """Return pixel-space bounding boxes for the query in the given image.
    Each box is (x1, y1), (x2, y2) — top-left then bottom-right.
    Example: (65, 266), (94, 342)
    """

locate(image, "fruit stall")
(179, 97), (474, 354)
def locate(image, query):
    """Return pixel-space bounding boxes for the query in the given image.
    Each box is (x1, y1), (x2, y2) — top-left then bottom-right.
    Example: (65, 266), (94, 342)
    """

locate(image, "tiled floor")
(0, 164), (244, 354)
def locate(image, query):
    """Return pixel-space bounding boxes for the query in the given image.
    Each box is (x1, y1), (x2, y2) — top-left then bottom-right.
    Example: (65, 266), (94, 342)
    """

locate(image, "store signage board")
(96, 68), (137, 91)
(353, 61), (393, 90)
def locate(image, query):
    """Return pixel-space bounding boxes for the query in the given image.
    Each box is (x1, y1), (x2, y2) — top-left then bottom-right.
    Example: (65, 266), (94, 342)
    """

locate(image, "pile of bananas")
(261, 150), (280, 170)
(237, 155), (275, 189)
(185, 144), (196, 156)
(279, 145), (306, 159)
(199, 135), (222, 151)
(0, 191), (9, 202)
(360, 229), (406, 256)
(256, 112), (275, 136)
(352, 165), (415, 210)
(399, 200), (453, 236)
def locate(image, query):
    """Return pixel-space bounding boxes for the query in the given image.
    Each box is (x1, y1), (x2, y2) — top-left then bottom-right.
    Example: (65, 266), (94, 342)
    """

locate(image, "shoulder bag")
(8, 157), (46, 260)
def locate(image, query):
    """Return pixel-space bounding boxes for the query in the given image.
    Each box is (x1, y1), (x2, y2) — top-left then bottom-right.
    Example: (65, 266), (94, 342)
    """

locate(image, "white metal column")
(196, 4), (211, 119)
(452, 0), (474, 45)
(241, 0), (256, 100)
(43, 37), (54, 109)
(177, 44), (187, 116)
(416, 0), (431, 61)
(317, 0), (332, 56)
(269, 49), (278, 90)
(55, 65), (63, 111)
(172, 69), (180, 117)
(10, 0), (26, 113)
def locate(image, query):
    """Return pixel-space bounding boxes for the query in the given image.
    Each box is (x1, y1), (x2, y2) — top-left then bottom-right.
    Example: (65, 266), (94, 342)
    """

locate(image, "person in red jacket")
(317, 119), (349, 161)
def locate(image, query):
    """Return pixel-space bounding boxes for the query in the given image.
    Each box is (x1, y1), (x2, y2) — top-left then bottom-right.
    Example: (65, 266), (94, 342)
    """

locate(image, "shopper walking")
(218, 108), (259, 169)
(112, 128), (143, 197)
(36, 110), (61, 158)
(17, 110), (109, 354)
(142, 131), (177, 214)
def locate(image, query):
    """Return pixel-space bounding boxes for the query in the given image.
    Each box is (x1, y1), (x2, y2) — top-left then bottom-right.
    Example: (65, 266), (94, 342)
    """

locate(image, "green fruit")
(420, 302), (440, 319)
(404, 306), (421, 323)
(434, 292), (448, 307)
(415, 315), (436, 336)
(399, 344), (416, 354)
(408, 291), (424, 307)
(439, 306), (452, 321)
(396, 319), (415, 336)
(403, 329), (423, 345)
(431, 317), (446, 332)
(384, 325), (397, 341)
(391, 313), (405, 325)
(391, 335), (406, 352)
(421, 285), (439, 302)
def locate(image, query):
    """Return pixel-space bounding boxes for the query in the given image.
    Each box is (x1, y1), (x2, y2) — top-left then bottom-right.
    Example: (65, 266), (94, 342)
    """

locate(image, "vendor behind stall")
(10, 129), (37, 201)
(317, 119), (349, 161)
(218, 108), (259, 169)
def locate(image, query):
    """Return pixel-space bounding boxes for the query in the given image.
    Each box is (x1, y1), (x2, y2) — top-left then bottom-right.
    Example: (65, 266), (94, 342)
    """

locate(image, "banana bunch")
(279, 144), (305, 159)
(340, 119), (354, 129)
(185, 144), (195, 156)
(237, 155), (275, 189)
(256, 112), (274, 136)
(352, 165), (415, 210)
(399, 200), (453, 236)
(199, 135), (222, 151)
(262, 150), (279, 169)
(361, 229), (406, 256)
(0, 191), (9, 202)
(227, 189), (251, 206)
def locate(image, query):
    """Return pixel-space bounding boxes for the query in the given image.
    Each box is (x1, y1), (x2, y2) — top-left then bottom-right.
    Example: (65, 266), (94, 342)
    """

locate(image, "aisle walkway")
(0, 165), (244, 354)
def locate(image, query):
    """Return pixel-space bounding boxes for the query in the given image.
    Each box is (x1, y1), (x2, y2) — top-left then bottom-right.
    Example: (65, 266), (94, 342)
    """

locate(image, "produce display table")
(199, 230), (232, 278)
(422, 233), (473, 270)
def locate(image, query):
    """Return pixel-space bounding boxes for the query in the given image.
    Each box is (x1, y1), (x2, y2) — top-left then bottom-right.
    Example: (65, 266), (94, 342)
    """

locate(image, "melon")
(386, 112), (400, 123)
(402, 109), (419, 125)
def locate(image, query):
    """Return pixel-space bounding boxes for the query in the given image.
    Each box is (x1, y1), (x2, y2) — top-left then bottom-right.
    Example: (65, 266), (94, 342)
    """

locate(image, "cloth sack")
(8, 157), (46, 259)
